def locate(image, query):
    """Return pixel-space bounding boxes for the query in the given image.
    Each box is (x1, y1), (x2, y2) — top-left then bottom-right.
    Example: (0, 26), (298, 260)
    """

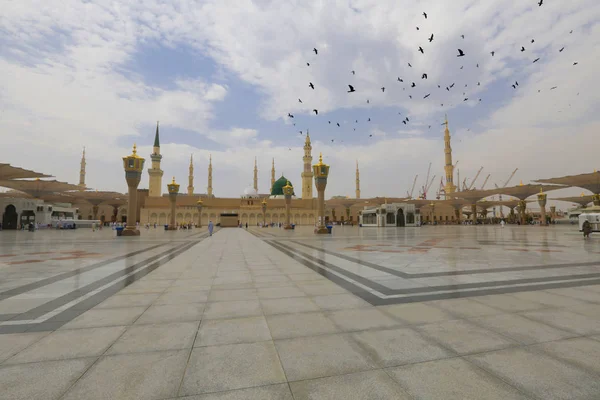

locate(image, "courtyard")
(0, 225), (599, 399)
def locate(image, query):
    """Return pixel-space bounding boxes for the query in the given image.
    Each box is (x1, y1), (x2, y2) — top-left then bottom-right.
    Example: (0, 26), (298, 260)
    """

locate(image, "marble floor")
(0, 225), (599, 399)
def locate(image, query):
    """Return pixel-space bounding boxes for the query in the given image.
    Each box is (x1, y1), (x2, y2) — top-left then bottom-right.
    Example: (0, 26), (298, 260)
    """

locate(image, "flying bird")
(298, 98), (302, 103)
(422, 73), (428, 79)
(416, 27), (420, 30)
(477, 82), (481, 86)
(406, 117), (410, 122)
(573, 62), (578, 65)
(491, 51), (495, 56)
(476, 63), (479, 68)
(347, 85), (356, 93)
(313, 48), (318, 54)
(368, 118), (371, 121)
(457, 49), (465, 57)
(550, 86), (557, 90)
(288, 113), (294, 118)
(381, 87), (385, 92)
(461, 34), (465, 39)
(397, 77), (403, 82)
(450, 83), (455, 88)
(446, 87), (450, 91)
(515, 81), (519, 86)
(402, 121), (407, 125)
(538, 0), (543, 5)
(313, 109), (318, 115)
(411, 82), (416, 87)
(533, 57), (540, 63)
(306, 63), (310, 66)
(521, 46), (525, 52)
(337, 122), (341, 126)
(408, 63), (412, 67)
(423, 12), (427, 19)
(531, 39), (535, 43)
(309, 82), (315, 89)
(418, 46), (424, 54)
(328, 121), (331, 124)
(423, 93), (431, 99)
(367, 99), (370, 103)
(429, 34), (434, 42)
(460, 66), (464, 69)
(463, 98), (468, 101)
(409, 95), (412, 99)
(351, 70), (355, 75)
(559, 47), (565, 52)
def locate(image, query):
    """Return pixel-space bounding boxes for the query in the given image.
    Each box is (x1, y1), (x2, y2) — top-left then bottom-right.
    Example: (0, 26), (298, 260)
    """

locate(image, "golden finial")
(519, 180), (524, 186)
(132, 143), (137, 155)
(171, 176), (176, 184)
(319, 153), (323, 163)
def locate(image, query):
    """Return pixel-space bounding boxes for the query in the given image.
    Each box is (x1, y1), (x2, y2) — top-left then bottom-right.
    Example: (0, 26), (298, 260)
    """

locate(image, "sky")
(1, 0), (599, 201)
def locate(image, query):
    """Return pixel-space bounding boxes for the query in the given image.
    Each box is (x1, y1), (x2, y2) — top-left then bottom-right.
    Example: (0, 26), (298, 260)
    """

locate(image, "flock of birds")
(285, 1), (579, 145)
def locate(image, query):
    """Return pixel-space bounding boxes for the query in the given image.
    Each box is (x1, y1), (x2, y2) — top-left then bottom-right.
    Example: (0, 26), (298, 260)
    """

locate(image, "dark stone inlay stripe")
(0, 242), (170, 300)
(252, 232), (600, 306)
(277, 241), (600, 296)
(292, 240), (600, 278)
(0, 238), (204, 334)
(5, 242), (190, 321)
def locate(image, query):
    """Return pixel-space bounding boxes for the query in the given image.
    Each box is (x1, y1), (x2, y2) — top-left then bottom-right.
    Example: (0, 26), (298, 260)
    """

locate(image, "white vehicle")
(578, 212), (600, 232)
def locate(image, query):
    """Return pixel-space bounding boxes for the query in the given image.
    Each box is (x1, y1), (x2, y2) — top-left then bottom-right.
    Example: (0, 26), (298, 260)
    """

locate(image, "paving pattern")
(0, 225), (599, 399)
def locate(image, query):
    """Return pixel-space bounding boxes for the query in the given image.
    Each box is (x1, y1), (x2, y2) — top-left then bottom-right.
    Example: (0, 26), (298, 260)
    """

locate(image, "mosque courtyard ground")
(0, 225), (600, 399)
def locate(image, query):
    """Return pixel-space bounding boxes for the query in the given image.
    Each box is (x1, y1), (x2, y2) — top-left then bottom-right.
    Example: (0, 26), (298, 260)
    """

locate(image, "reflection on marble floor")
(0, 226), (599, 399)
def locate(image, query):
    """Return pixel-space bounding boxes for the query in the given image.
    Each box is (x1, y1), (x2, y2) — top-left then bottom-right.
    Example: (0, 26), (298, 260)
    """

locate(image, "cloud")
(0, 0), (599, 199)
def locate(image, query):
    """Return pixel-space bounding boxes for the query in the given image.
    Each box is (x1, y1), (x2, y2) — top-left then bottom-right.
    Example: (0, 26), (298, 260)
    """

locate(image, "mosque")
(137, 124), (350, 226)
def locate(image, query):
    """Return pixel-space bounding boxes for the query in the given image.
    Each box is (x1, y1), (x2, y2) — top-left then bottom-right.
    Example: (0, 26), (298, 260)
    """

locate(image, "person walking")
(582, 220), (592, 239)
(500, 219), (505, 228)
(208, 220), (214, 237)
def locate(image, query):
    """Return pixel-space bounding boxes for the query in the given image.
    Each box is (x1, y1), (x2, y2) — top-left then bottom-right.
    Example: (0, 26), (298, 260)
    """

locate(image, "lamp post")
(283, 181), (294, 229)
(471, 204), (477, 225)
(430, 202), (435, 225)
(196, 199), (203, 228)
(313, 153), (330, 234)
(261, 198), (267, 227)
(121, 144), (145, 236)
(537, 189), (547, 226)
(167, 177), (180, 230)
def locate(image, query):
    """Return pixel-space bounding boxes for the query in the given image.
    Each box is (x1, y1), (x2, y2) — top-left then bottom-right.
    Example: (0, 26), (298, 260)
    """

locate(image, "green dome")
(271, 176), (295, 196)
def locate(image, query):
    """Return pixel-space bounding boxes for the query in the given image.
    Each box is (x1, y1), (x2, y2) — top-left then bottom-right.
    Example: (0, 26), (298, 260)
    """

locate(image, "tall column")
(471, 204), (477, 225)
(518, 200), (527, 225)
(355, 160), (361, 199)
(270, 159), (276, 193)
(148, 122), (164, 197)
(207, 154), (213, 197)
(187, 154), (194, 196)
(537, 191), (547, 226)
(283, 181), (294, 229)
(302, 132), (314, 199)
(167, 177), (180, 230)
(443, 115), (457, 194)
(253, 157), (258, 192)
(122, 144), (145, 236)
(92, 205), (99, 220)
(313, 153), (330, 234)
(78, 147), (86, 190)
(196, 200), (203, 228)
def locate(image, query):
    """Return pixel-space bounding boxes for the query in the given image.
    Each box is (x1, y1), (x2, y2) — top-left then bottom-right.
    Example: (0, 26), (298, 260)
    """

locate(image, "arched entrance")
(396, 208), (406, 227)
(2, 205), (18, 229)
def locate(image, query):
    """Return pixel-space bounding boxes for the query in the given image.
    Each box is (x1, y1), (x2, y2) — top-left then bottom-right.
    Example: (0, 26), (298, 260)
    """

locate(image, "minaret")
(187, 154), (194, 196)
(78, 147), (86, 190)
(148, 121), (164, 197)
(355, 160), (361, 199)
(443, 115), (457, 194)
(270, 158), (276, 192)
(301, 131), (314, 199)
(207, 154), (213, 197)
(253, 157), (258, 192)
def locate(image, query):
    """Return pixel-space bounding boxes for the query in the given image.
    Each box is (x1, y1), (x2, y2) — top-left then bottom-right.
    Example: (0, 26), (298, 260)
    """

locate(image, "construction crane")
(498, 168), (519, 218)
(467, 167), (484, 190)
(407, 174), (418, 198)
(436, 177), (445, 200)
(424, 175), (436, 199)
(462, 177), (467, 192)
(480, 174), (491, 190)
(502, 168), (518, 188)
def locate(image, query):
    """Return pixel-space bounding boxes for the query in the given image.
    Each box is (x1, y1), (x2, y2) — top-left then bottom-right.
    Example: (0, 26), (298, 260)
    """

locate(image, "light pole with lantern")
(261, 198), (267, 227)
(537, 188), (547, 226)
(283, 181), (294, 229)
(313, 153), (330, 234)
(167, 177), (180, 230)
(121, 144), (145, 236)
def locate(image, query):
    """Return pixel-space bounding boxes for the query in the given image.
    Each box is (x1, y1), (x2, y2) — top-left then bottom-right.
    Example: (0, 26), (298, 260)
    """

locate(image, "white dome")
(243, 187), (259, 198)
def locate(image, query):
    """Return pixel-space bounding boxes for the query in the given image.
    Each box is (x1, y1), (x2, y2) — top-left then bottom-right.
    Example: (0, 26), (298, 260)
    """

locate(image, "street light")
(196, 199), (203, 228)
(313, 153), (330, 234)
(167, 177), (180, 230)
(121, 144), (145, 236)
(261, 198), (267, 227)
(283, 181), (294, 229)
